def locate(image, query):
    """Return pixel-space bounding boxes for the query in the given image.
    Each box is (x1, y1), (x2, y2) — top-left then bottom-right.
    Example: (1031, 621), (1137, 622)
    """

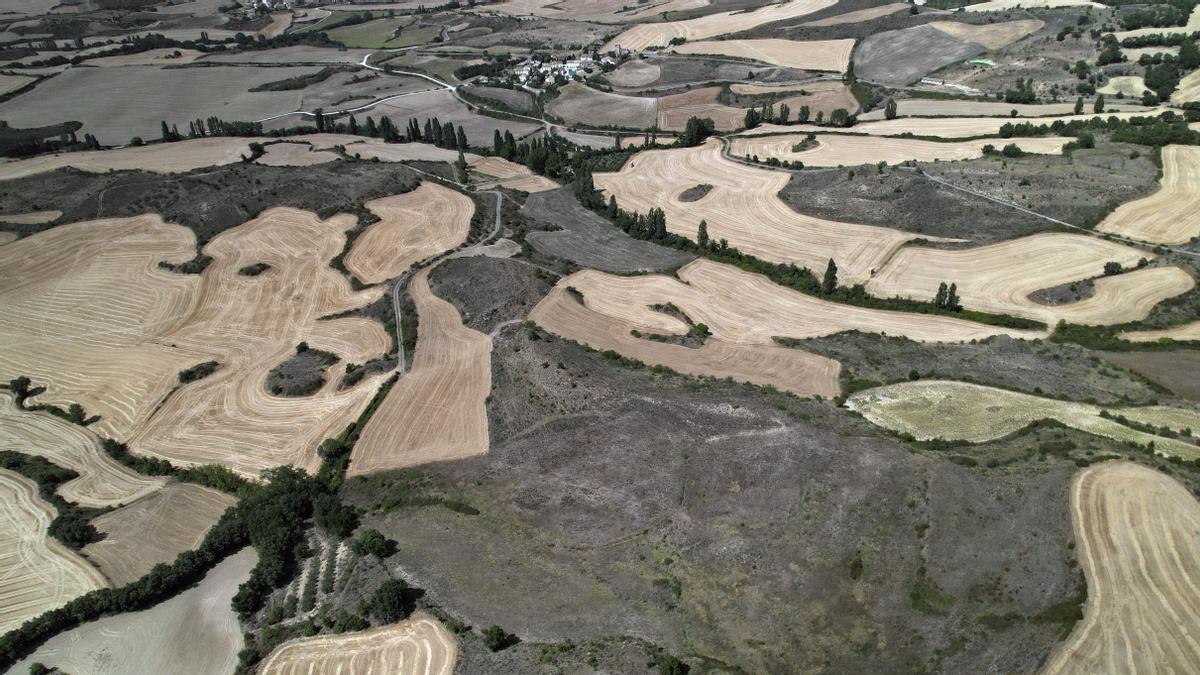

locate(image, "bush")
(350, 528), (395, 558)
(368, 579), (409, 623)
(313, 493), (359, 538)
(482, 625), (519, 652)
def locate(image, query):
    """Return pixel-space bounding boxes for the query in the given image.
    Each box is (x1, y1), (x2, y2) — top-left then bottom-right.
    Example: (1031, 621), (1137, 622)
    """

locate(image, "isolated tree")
(798, 105), (810, 123)
(1103, 261), (1124, 275)
(493, 129), (503, 154)
(743, 107), (761, 129)
(348, 115), (359, 135)
(1093, 94), (1105, 113)
(778, 103), (790, 124)
(9, 375), (31, 403)
(822, 259), (838, 294)
(934, 282), (948, 308)
(1074, 96), (1084, 114)
(455, 149), (468, 183)
(368, 579), (409, 623)
(830, 108), (851, 127)
(697, 219), (709, 248)
(945, 283), (960, 311)
(482, 625), (516, 652)
(884, 98), (898, 120)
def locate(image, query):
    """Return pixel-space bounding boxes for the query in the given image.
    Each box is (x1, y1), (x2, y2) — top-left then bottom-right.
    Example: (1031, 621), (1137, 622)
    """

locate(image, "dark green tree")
(1093, 94), (1105, 113)
(821, 259), (838, 294)
(884, 98), (898, 120)
(1074, 96), (1084, 114)
(369, 579), (409, 623)
(934, 282), (948, 308)
(697, 219), (709, 248)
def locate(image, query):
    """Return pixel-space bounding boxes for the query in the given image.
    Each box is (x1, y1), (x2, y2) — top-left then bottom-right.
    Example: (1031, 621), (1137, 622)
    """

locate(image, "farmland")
(1098, 146), (1200, 244)
(1042, 462), (1200, 674)
(258, 614), (457, 675)
(602, 0), (837, 50)
(345, 183), (475, 284)
(730, 133), (1071, 166)
(671, 38), (854, 72)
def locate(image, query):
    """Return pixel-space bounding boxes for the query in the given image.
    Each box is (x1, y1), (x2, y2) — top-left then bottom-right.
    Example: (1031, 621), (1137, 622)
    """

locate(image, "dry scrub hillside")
(345, 183), (475, 284)
(865, 234), (1194, 325)
(846, 380), (1200, 458)
(257, 614), (458, 675)
(10, 547), (255, 675)
(729, 133), (1070, 166)
(556, 259), (1041, 343)
(594, 139), (932, 284)
(350, 267), (491, 475)
(0, 391), (164, 508)
(602, 0), (837, 50)
(128, 207), (393, 477)
(1098, 145), (1200, 244)
(0, 469), (107, 635)
(1042, 461), (1200, 674)
(672, 38), (855, 72)
(82, 483), (237, 586)
(529, 284), (842, 397)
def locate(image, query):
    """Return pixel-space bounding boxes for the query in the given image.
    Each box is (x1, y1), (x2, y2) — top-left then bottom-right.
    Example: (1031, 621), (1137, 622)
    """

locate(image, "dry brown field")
(85, 47), (204, 67)
(0, 231), (15, 245)
(729, 133), (1070, 166)
(345, 182), (475, 284)
(349, 267), (491, 475)
(593, 139), (930, 284)
(0, 137), (255, 180)
(548, 82), (658, 129)
(1098, 146), (1200, 244)
(0, 209), (60, 224)
(927, 20), (1043, 50)
(846, 381), (1200, 458)
(10, 547), (255, 675)
(799, 2), (906, 26)
(1041, 461), (1200, 674)
(127, 207), (393, 477)
(964, 0), (1103, 9)
(608, 59), (662, 87)
(729, 81), (861, 117)
(559, 259), (1042, 343)
(1120, 320), (1200, 343)
(0, 469), (108, 635)
(529, 284), (842, 397)
(865, 234), (1193, 325)
(0, 73), (36, 96)
(602, 0), (838, 50)
(745, 109), (1163, 137)
(656, 86), (744, 131)
(857, 99), (1143, 120)
(0, 391), (164, 508)
(469, 156), (560, 191)
(256, 141), (339, 166)
(257, 613), (458, 675)
(82, 483), (236, 587)
(471, 0), (706, 23)
(671, 38), (855, 72)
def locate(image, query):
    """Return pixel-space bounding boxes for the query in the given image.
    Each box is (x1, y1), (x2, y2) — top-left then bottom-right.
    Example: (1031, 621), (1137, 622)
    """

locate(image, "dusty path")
(1042, 461), (1200, 674)
(257, 613), (457, 674)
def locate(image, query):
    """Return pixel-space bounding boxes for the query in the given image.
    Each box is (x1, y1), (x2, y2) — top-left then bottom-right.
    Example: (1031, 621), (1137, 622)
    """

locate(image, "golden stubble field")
(0, 469), (108, 635)
(349, 266), (492, 475)
(671, 38), (855, 72)
(0, 207), (393, 479)
(865, 234), (1194, 325)
(1098, 145), (1200, 244)
(1042, 461), (1200, 674)
(846, 380), (1200, 458)
(602, 0), (837, 50)
(594, 139), (931, 284)
(729, 133), (1071, 166)
(345, 182), (475, 284)
(257, 613), (458, 674)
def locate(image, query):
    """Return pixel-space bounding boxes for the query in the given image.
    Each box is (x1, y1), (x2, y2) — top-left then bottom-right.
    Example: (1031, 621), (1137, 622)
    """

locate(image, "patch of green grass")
(909, 566), (954, 614)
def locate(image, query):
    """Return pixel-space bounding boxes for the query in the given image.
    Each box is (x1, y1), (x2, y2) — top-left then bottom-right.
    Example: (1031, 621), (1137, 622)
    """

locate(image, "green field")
(324, 17), (440, 49)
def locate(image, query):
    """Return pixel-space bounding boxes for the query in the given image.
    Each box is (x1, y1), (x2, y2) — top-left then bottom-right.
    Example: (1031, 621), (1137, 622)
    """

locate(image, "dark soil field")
(1098, 350), (1200, 401)
(521, 187), (694, 272)
(854, 23), (986, 86)
(341, 324), (1094, 674)
(459, 85), (537, 114)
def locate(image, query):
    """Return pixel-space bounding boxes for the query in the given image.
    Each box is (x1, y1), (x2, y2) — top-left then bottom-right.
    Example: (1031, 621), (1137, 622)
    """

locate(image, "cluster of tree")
(678, 116), (715, 146)
(742, 102), (790, 128)
(1003, 78), (1037, 104)
(102, 438), (247, 493)
(1121, 1), (1197, 31)
(1138, 39), (1200, 101)
(1121, 31), (1197, 47)
(0, 120), (90, 158)
(0, 451), (100, 549)
(454, 56), (511, 80)
(932, 282), (961, 311)
(982, 142), (1027, 158)
(993, 110), (1200, 147)
(1097, 35), (1126, 66)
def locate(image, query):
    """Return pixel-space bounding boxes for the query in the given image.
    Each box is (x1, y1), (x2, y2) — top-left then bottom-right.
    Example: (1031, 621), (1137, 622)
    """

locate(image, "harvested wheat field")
(0, 136), (256, 180)
(656, 86), (745, 131)
(345, 139), (480, 163)
(128, 207), (393, 477)
(672, 38), (855, 72)
(846, 380), (1200, 458)
(799, 3), (906, 26)
(0, 232), (15, 245)
(557, 259), (1042, 344)
(82, 482), (236, 587)
(927, 20), (1043, 50)
(745, 110), (1162, 138)
(1041, 461), (1200, 674)
(1120, 320), (1200, 343)
(345, 182), (475, 284)
(474, 0), (706, 23)
(256, 141), (339, 166)
(258, 613), (458, 675)
(349, 267), (491, 475)
(0, 391), (164, 508)
(0, 209), (60, 224)
(547, 82), (658, 129)
(964, 0), (1103, 9)
(602, 0), (837, 51)
(85, 47), (204, 67)
(729, 133), (1070, 166)
(0, 72), (36, 96)
(10, 547), (255, 675)
(865, 233), (1193, 324)
(0, 469), (108, 635)
(1098, 146), (1200, 244)
(1172, 68), (1200, 104)
(1098, 75), (1147, 98)
(530, 283), (842, 397)
(470, 155), (561, 192)
(728, 82), (861, 118)
(856, 99), (1141, 120)
(595, 139), (931, 284)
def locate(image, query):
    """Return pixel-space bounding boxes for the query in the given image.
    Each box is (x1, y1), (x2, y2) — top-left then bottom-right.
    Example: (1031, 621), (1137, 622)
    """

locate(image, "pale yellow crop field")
(729, 133), (1070, 166)
(672, 38), (855, 72)
(1120, 320), (1200, 343)
(345, 183), (475, 284)
(602, 0), (837, 50)
(1098, 146), (1200, 244)
(257, 614), (458, 675)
